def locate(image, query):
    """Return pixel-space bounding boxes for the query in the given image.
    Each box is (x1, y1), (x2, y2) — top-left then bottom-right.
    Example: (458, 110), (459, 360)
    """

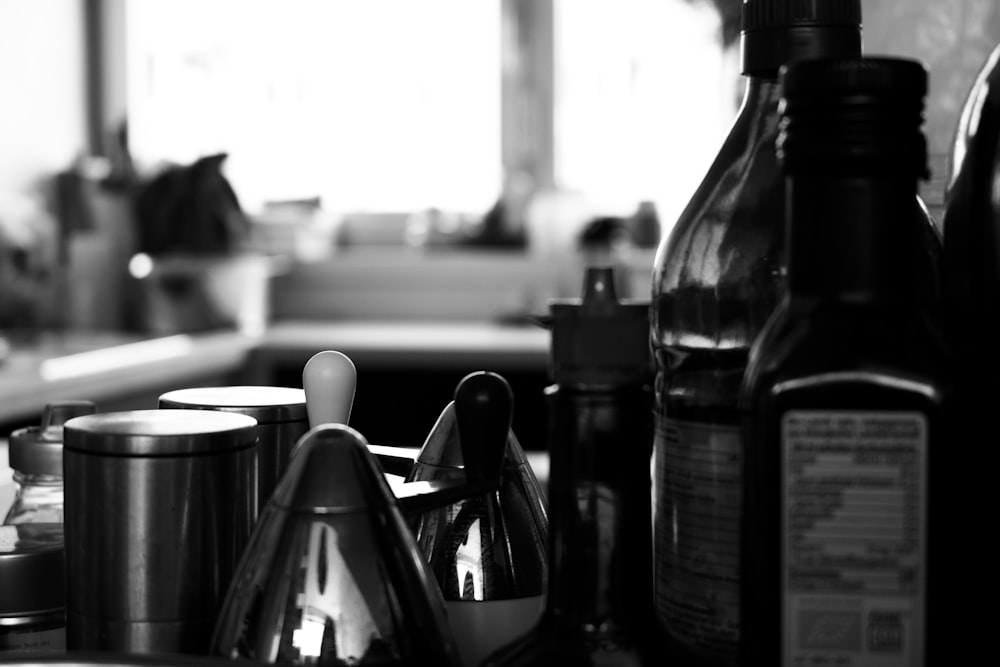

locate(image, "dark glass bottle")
(942, 41), (1000, 425)
(649, 2), (867, 664)
(739, 57), (952, 666)
(482, 266), (660, 667)
(939, 40), (1000, 664)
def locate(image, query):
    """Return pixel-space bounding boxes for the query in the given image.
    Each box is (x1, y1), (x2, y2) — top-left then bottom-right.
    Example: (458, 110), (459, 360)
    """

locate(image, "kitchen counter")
(0, 320), (552, 513)
(247, 319), (549, 377)
(249, 320), (552, 450)
(0, 319), (551, 427)
(0, 330), (256, 426)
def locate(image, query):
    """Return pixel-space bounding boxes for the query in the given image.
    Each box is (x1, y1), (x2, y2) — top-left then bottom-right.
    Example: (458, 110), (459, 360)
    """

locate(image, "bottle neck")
(786, 173), (922, 302)
(734, 75), (782, 133)
(542, 384), (654, 635)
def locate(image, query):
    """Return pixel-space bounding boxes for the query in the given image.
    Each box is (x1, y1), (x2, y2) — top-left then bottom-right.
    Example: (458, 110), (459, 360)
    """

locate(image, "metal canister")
(62, 409), (258, 656)
(0, 523), (66, 653)
(158, 386), (308, 509)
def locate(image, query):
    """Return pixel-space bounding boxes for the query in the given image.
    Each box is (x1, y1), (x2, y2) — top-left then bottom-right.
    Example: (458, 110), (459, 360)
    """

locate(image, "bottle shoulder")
(742, 301), (953, 408)
(653, 104), (784, 295)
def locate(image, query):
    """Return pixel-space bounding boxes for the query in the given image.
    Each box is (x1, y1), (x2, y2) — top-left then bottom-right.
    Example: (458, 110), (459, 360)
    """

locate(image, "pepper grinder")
(404, 371), (549, 667)
(209, 374), (509, 666)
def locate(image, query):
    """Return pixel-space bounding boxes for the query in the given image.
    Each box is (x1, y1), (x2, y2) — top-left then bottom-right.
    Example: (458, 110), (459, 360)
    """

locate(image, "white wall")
(0, 0), (87, 198)
(863, 0), (1000, 223)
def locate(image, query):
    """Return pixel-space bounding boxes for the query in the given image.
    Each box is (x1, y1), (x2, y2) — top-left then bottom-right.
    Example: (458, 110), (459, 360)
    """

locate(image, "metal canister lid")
(0, 523), (65, 616)
(158, 386), (306, 425)
(8, 400), (97, 475)
(63, 409), (258, 457)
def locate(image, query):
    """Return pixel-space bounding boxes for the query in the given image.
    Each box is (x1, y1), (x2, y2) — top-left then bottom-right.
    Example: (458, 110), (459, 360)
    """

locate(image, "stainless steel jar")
(0, 523), (66, 653)
(158, 386), (308, 509)
(62, 409), (258, 656)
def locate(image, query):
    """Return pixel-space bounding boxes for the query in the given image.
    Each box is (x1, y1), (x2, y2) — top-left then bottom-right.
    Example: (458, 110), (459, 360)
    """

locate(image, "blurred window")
(553, 0), (729, 224)
(126, 0), (502, 214)
(124, 0), (729, 230)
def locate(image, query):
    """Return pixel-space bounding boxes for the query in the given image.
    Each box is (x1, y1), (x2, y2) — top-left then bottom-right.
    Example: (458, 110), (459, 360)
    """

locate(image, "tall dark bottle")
(939, 41), (1000, 661)
(941, 42), (1000, 432)
(649, 2), (867, 664)
(482, 266), (660, 666)
(740, 57), (952, 666)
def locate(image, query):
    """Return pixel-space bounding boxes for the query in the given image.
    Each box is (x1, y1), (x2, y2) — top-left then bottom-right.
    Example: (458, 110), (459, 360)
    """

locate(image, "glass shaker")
(4, 400), (97, 525)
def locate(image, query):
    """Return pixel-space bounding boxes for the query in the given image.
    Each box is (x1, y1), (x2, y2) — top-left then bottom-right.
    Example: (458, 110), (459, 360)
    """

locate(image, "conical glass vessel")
(405, 371), (548, 667)
(209, 418), (506, 667)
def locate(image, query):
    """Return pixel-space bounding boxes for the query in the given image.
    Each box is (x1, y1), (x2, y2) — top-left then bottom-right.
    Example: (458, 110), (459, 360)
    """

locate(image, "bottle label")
(653, 417), (740, 663)
(781, 411), (927, 667)
(0, 624), (66, 652)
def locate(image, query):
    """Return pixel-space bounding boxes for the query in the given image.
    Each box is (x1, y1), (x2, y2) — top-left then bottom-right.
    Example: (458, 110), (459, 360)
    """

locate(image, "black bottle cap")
(548, 266), (650, 387)
(778, 57), (929, 177)
(741, 0), (862, 77)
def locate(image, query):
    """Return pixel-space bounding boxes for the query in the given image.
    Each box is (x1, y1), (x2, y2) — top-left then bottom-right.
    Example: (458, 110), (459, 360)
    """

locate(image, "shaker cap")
(159, 385), (306, 424)
(9, 400), (97, 475)
(548, 266), (650, 386)
(740, 0), (862, 77)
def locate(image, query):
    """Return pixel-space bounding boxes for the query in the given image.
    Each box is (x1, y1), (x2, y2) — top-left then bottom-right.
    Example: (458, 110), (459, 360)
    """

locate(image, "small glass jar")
(0, 523), (66, 652)
(4, 400), (96, 525)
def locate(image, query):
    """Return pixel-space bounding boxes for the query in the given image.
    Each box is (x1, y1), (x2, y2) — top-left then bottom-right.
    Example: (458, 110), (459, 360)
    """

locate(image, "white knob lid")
(302, 350), (357, 428)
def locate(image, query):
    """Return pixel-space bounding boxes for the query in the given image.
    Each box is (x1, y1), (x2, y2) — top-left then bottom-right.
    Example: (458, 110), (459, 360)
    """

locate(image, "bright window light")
(125, 0), (502, 214)
(124, 0), (729, 237)
(553, 0), (729, 228)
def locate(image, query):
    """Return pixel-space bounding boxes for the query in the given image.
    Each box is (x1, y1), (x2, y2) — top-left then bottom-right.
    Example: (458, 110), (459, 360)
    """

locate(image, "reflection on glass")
(454, 517), (485, 600)
(293, 522), (380, 662)
(222, 512), (406, 666)
(210, 424), (461, 667)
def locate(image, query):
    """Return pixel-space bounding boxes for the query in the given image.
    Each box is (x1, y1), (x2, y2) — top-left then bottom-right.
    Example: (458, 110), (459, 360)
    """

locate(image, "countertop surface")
(0, 329), (256, 425)
(252, 319), (550, 369)
(0, 319), (551, 424)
